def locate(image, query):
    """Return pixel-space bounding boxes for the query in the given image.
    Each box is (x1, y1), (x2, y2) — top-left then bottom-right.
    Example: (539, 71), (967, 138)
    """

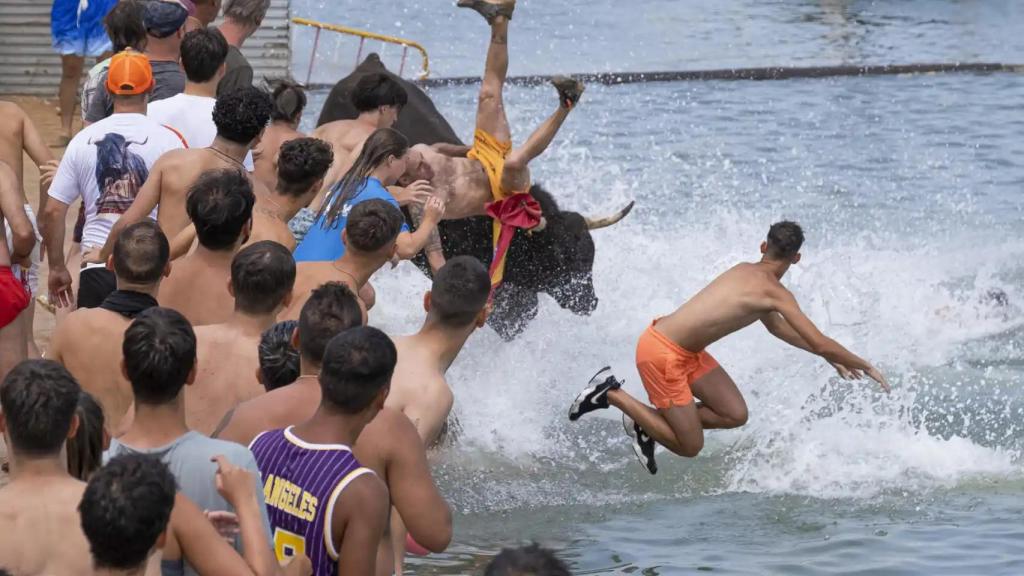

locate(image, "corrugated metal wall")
(0, 0), (292, 95)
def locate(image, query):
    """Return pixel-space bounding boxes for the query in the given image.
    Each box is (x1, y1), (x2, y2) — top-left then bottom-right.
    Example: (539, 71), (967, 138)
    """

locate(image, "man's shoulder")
(60, 307), (127, 333)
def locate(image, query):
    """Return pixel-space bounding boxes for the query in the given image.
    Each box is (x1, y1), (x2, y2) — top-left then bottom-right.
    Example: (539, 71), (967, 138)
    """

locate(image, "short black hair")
(259, 320), (300, 391)
(180, 27), (229, 83)
(320, 326), (396, 414)
(213, 86), (273, 145)
(186, 169), (255, 250)
(113, 221), (169, 284)
(270, 80), (307, 123)
(0, 360), (81, 457)
(351, 73), (408, 113)
(277, 137), (333, 197)
(297, 283), (363, 363)
(345, 199), (403, 253)
(122, 308), (196, 405)
(104, 0), (147, 53)
(231, 241), (296, 315)
(766, 221), (804, 259)
(80, 454), (176, 571)
(485, 544), (571, 576)
(67, 391), (105, 481)
(430, 256), (490, 327)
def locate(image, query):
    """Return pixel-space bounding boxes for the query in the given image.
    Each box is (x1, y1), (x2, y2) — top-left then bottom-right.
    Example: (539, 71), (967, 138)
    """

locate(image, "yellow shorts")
(467, 129), (516, 200)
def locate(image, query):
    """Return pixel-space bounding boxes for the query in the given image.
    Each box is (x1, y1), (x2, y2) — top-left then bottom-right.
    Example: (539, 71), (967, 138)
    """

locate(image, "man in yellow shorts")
(398, 0), (585, 264)
(568, 222), (890, 473)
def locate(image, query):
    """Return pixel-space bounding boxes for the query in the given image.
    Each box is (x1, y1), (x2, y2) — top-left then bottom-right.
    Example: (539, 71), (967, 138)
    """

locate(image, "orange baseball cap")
(106, 49), (154, 96)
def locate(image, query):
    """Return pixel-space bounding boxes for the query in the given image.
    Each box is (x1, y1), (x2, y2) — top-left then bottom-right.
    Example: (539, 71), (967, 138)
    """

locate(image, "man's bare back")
(246, 209), (297, 251)
(159, 256), (234, 326)
(216, 377), (319, 445)
(656, 263), (793, 352)
(281, 263), (366, 322)
(384, 335), (453, 445)
(312, 119), (376, 200)
(0, 101), (54, 199)
(0, 476), (91, 576)
(188, 324), (266, 435)
(252, 123), (303, 192)
(48, 308), (135, 434)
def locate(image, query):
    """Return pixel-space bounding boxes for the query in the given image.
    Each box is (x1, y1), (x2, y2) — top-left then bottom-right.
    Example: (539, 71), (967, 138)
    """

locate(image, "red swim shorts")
(0, 266), (29, 329)
(635, 320), (719, 409)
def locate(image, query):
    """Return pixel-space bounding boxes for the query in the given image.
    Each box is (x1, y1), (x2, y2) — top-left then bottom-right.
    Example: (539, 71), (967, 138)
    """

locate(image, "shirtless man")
(0, 163), (35, 377)
(159, 168), (255, 326)
(312, 73), (408, 203)
(569, 222), (889, 473)
(0, 360), (92, 576)
(252, 81), (308, 192)
(385, 256), (491, 445)
(49, 221), (169, 435)
(282, 199), (402, 322)
(215, 285), (451, 576)
(189, 241), (296, 435)
(248, 137), (332, 251)
(0, 102), (57, 357)
(397, 0), (585, 263)
(97, 85), (272, 263)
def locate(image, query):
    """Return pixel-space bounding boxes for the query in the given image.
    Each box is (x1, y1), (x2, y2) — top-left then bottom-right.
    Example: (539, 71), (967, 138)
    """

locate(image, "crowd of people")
(0, 0), (894, 575)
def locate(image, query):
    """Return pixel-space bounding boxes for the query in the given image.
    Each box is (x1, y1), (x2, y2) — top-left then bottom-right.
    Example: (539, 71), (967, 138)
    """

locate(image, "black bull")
(317, 54), (632, 340)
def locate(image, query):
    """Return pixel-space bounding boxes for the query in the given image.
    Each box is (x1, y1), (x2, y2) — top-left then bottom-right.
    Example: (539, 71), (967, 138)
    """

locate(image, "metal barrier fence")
(291, 17), (430, 84)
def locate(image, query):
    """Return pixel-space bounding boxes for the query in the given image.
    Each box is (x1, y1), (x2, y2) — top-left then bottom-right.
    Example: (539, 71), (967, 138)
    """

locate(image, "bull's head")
(503, 184), (633, 316)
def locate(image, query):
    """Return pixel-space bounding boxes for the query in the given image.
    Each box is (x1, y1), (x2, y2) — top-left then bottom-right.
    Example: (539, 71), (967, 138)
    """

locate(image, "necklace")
(331, 262), (360, 285)
(207, 146), (245, 169)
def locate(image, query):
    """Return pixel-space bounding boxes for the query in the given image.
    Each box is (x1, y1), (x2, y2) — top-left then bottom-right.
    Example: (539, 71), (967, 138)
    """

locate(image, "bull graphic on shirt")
(90, 133), (149, 218)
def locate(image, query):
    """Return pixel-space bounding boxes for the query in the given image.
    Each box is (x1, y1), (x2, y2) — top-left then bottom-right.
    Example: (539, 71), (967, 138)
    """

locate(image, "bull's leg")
(469, 4), (513, 143)
(500, 77), (585, 192)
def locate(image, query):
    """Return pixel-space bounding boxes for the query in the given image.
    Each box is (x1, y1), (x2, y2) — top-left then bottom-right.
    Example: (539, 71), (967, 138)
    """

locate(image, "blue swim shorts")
(51, 0), (118, 57)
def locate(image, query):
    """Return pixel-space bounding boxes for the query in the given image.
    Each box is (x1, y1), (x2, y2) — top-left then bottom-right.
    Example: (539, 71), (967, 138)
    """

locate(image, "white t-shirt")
(147, 93), (255, 170)
(49, 113), (185, 248)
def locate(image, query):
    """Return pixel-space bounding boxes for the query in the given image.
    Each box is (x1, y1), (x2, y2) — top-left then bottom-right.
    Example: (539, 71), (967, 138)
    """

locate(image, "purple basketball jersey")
(250, 427), (373, 575)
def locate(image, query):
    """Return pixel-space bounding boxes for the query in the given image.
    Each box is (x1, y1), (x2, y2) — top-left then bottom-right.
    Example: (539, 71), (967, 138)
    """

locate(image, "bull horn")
(585, 201), (635, 230)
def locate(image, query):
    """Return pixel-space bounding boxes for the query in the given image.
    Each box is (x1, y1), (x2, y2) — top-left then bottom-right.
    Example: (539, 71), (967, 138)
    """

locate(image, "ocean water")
(292, 1), (1024, 573)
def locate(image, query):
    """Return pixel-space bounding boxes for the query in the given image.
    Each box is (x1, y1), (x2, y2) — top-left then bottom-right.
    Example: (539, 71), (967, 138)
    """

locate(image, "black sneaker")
(622, 414), (658, 475)
(568, 366), (622, 421)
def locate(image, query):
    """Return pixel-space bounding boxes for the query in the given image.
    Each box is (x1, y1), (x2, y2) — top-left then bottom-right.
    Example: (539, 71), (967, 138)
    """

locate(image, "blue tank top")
(293, 177), (409, 262)
(249, 427), (374, 575)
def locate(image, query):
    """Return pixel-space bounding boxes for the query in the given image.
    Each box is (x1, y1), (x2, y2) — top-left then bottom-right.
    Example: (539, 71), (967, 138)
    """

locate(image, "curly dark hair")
(766, 220), (804, 259)
(277, 137), (333, 197)
(259, 320), (300, 391)
(485, 543), (571, 576)
(213, 86), (273, 145)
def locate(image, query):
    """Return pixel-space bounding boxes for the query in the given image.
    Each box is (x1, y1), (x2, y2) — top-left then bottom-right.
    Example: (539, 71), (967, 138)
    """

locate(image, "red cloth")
(485, 192), (543, 294)
(0, 266), (29, 329)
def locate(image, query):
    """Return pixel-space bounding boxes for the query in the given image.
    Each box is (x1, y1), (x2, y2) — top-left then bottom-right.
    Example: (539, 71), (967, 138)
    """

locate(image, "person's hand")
(204, 510), (240, 543)
(865, 365), (890, 393)
(423, 195), (446, 224)
(211, 455), (256, 508)
(282, 553), (313, 576)
(48, 265), (74, 308)
(81, 247), (104, 266)
(830, 361), (863, 380)
(39, 160), (60, 189)
(395, 180), (434, 207)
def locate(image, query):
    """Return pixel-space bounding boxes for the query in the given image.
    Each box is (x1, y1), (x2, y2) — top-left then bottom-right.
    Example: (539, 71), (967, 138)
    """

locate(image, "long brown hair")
(317, 128), (408, 228)
(66, 391), (105, 481)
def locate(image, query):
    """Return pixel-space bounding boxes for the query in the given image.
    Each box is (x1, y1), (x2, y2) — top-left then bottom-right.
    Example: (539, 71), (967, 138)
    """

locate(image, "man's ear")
(792, 253), (802, 265)
(375, 385), (390, 409)
(121, 358), (130, 380)
(155, 529), (169, 551)
(255, 367), (265, 388)
(290, 325), (300, 350)
(341, 230), (348, 248)
(0, 411), (7, 436)
(106, 254), (116, 272)
(227, 277), (235, 298)
(281, 288), (294, 310)
(66, 413), (81, 441)
(163, 261), (172, 278)
(308, 178), (325, 199)
(423, 291), (432, 313)
(760, 241), (768, 255)
(476, 305), (489, 328)
(185, 360), (198, 386)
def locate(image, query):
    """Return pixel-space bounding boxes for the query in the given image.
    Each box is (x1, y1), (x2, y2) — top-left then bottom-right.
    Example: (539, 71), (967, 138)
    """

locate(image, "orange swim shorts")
(467, 129), (519, 200)
(635, 320), (720, 409)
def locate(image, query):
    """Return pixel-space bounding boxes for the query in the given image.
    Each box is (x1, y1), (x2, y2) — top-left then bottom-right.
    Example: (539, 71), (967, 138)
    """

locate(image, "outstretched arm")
(768, 285), (889, 391)
(395, 196), (445, 263)
(335, 475), (389, 576)
(405, 196), (446, 272)
(385, 412), (453, 553)
(20, 110), (56, 212)
(431, 143), (472, 158)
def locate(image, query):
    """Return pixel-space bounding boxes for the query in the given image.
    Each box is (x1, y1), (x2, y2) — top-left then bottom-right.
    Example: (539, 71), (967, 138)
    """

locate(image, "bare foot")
(551, 75), (585, 109)
(456, 0), (515, 24)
